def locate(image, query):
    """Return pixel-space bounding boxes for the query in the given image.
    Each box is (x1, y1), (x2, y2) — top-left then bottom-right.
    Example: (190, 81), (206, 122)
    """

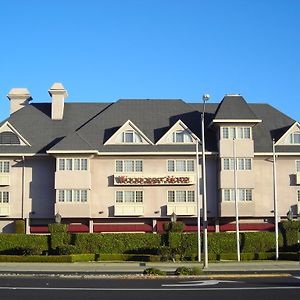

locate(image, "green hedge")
(98, 253), (161, 262)
(0, 234), (49, 254)
(48, 224), (69, 250)
(14, 220), (25, 234)
(73, 233), (161, 254)
(280, 220), (300, 250)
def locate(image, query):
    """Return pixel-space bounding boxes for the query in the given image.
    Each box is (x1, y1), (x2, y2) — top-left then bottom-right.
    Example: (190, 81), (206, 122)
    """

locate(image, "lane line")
(1, 286), (300, 291)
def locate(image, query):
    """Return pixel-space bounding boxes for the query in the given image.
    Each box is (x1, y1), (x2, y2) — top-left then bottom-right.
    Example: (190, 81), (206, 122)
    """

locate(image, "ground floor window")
(57, 189), (88, 202)
(0, 191), (9, 203)
(115, 191), (143, 203)
(223, 189), (253, 202)
(167, 190), (195, 202)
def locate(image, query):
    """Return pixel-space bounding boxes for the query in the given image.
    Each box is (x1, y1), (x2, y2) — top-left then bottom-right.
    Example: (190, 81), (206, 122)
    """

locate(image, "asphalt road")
(0, 275), (300, 300)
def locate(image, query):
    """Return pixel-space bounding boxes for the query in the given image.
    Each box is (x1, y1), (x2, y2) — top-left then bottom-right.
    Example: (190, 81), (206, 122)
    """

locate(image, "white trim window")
(57, 189), (88, 203)
(172, 130), (193, 143)
(167, 160), (194, 172)
(167, 190), (195, 202)
(289, 132), (300, 144)
(222, 158), (252, 170)
(121, 130), (143, 143)
(0, 191), (9, 203)
(115, 191), (143, 203)
(0, 161), (10, 173)
(296, 160), (300, 172)
(58, 158), (88, 171)
(115, 160), (143, 172)
(297, 190), (300, 202)
(223, 189), (253, 202)
(221, 127), (251, 139)
(223, 158), (235, 170)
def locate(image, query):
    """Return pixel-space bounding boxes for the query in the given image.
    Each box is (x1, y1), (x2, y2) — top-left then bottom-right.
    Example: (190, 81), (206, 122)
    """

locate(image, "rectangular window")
(115, 191), (143, 203)
(296, 161), (300, 172)
(222, 127), (251, 139)
(167, 191), (175, 202)
(66, 159), (73, 171)
(222, 127), (229, 139)
(167, 160), (175, 172)
(58, 190), (65, 202)
(187, 191), (195, 202)
(176, 160), (186, 172)
(66, 190), (72, 202)
(81, 190), (88, 202)
(298, 190), (300, 202)
(0, 191), (9, 203)
(223, 158), (235, 170)
(223, 189), (252, 202)
(186, 160), (195, 172)
(135, 160), (143, 172)
(176, 191), (186, 202)
(81, 159), (88, 171)
(290, 133), (300, 144)
(115, 161), (123, 172)
(58, 159), (65, 171)
(124, 160), (134, 172)
(0, 161), (10, 173)
(74, 159), (81, 171)
(123, 131), (134, 143)
(116, 160), (143, 172)
(73, 190), (81, 202)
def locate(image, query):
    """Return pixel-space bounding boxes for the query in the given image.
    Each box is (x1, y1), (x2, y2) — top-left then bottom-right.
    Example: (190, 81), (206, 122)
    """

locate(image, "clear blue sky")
(1, 0), (299, 121)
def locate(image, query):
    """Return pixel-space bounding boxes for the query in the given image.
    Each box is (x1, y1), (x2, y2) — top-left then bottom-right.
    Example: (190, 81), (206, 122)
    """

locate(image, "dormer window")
(222, 127), (251, 139)
(173, 130), (193, 143)
(121, 130), (142, 143)
(289, 132), (300, 144)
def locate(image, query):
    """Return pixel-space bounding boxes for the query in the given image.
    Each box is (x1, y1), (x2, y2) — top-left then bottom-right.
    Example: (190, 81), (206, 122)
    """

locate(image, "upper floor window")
(58, 158), (88, 171)
(167, 190), (195, 202)
(115, 160), (143, 172)
(121, 130), (143, 143)
(223, 158), (252, 170)
(167, 160), (194, 172)
(0, 132), (20, 145)
(296, 160), (300, 172)
(58, 189), (88, 203)
(289, 132), (300, 144)
(298, 190), (300, 202)
(0, 161), (10, 173)
(172, 130), (193, 143)
(0, 191), (9, 203)
(222, 127), (251, 139)
(115, 190), (143, 203)
(223, 188), (253, 202)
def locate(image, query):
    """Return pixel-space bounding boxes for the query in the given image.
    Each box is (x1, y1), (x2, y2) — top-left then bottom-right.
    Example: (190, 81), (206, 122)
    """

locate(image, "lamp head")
(202, 94), (210, 102)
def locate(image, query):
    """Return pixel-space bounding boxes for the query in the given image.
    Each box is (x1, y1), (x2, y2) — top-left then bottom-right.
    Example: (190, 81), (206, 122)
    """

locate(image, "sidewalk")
(0, 261), (299, 275)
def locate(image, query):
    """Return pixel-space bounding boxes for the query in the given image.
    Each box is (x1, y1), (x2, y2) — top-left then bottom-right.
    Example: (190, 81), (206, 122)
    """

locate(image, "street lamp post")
(202, 93), (209, 268)
(196, 140), (202, 262)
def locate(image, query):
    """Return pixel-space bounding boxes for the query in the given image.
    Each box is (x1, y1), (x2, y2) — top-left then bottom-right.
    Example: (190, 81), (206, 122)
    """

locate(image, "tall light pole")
(272, 139), (279, 260)
(233, 138), (241, 261)
(202, 93), (209, 268)
(196, 140), (201, 262)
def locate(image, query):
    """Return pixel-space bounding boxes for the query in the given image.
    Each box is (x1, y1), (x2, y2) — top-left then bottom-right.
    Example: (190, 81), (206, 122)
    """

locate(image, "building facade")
(0, 83), (299, 234)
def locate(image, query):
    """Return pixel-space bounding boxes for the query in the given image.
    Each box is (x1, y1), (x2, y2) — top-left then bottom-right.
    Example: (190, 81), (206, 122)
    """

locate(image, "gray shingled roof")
(0, 98), (298, 154)
(214, 95), (259, 120)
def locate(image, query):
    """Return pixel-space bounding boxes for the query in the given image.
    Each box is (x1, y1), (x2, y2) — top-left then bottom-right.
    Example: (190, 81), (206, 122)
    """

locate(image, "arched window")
(0, 131), (20, 145)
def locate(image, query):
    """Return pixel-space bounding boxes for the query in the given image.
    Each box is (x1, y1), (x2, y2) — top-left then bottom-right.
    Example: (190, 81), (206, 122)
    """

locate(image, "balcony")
(114, 204), (144, 216)
(167, 203), (197, 216)
(0, 175), (10, 186)
(0, 205), (10, 216)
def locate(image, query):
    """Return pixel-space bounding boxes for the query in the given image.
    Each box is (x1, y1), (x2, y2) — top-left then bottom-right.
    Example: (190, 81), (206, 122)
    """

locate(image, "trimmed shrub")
(280, 220), (300, 251)
(0, 234), (49, 254)
(164, 222), (184, 233)
(73, 233), (161, 254)
(48, 224), (69, 250)
(97, 253), (161, 262)
(55, 245), (80, 255)
(15, 220), (25, 234)
(143, 268), (166, 276)
(175, 266), (203, 276)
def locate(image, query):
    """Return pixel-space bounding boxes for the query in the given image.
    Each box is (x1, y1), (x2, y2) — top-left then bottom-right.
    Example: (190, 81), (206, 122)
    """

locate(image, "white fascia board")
(47, 150), (98, 154)
(96, 151), (217, 156)
(274, 121), (300, 146)
(104, 119), (154, 145)
(0, 121), (32, 146)
(0, 153), (46, 157)
(212, 119), (262, 123)
(156, 119), (200, 145)
(255, 152), (300, 156)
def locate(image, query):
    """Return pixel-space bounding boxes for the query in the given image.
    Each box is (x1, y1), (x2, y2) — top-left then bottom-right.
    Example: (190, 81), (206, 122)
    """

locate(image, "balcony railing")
(0, 175), (10, 186)
(0, 205), (10, 216)
(114, 204), (144, 216)
(167, 202), (197, 216)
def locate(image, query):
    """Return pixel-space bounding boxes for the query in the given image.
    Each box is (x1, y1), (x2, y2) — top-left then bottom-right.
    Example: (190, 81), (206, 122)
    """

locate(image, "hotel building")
(0, 83), (299, 234)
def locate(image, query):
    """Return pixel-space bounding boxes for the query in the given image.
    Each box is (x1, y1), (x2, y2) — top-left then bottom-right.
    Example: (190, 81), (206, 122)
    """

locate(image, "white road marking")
(0, 286), (300, 291)
(162, 280), (239, 287)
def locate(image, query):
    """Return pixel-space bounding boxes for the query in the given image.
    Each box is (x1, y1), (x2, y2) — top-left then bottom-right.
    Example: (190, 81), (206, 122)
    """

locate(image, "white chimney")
(48, 83), (68, 120)
(7, 88), (32, 115)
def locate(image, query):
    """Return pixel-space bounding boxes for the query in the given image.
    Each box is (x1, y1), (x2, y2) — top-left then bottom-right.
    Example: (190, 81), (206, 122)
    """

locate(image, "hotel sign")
(114, 175), (194, 186)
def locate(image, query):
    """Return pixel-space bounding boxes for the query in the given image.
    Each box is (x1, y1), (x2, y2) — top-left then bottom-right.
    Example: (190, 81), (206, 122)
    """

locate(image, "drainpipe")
(21, 156), (25, 219)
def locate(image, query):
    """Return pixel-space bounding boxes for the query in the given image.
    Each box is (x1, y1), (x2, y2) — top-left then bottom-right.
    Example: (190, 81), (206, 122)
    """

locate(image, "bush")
(175, 266), (203, 276)
(280, 221), (300, 251)
(163, 222), (184, 233)
(0, 234), (49, 254)
(73, 233), (161, 254)
(97, 253), (161, 262)
(48, 224), (69, 250)
(15, 220), (25, 234)
(55, 245), (80, 255)
(143, 268), (166, 276)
